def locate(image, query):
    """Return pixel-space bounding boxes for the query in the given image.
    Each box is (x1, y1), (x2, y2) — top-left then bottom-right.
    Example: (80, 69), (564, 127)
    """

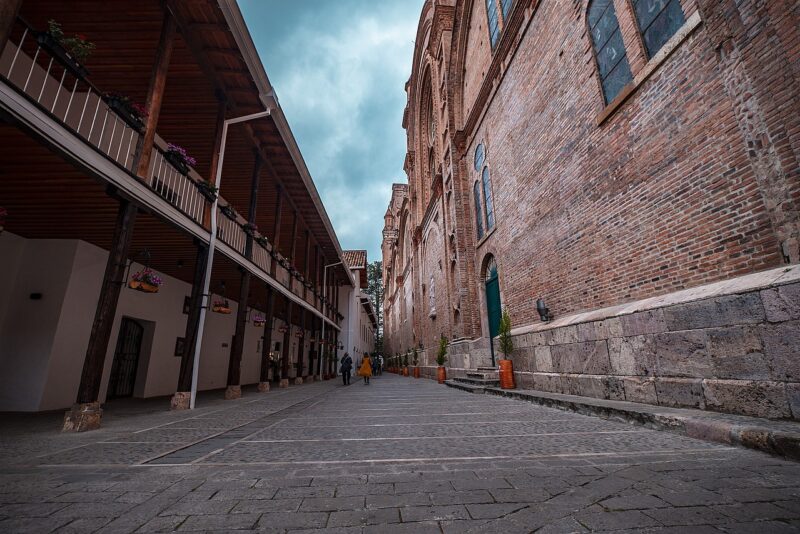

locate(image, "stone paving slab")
(0, 375), (799, 532)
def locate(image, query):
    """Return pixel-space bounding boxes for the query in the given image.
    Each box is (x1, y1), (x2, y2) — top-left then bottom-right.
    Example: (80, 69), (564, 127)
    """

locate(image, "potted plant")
(435, 335), (448, 384)
(196, 180), (218, 202)
(0, 207), (6, 235)
(128, 268), (162, 293)
(402, 353), (409, 376)
(243, 222), (258, 237)
(164, 143), (196, 175)
(212, 299), (232, 314)
(412, 348), (420, 378)
(220, 204), (237, 220)
(39, 20), (95, 78)
(105, 93), (147, 133)
(255, 235), (269, 248)
(497, 309), (516, 389)
(252, 314), (266, 327)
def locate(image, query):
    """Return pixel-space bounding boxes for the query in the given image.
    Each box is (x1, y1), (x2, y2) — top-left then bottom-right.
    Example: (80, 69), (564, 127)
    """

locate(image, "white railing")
(0, 18), (209, 227)
(216, 206), (246, 255)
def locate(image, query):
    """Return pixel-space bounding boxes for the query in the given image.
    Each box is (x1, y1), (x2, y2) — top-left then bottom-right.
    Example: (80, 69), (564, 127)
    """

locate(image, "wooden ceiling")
(12, 0), (349, 283)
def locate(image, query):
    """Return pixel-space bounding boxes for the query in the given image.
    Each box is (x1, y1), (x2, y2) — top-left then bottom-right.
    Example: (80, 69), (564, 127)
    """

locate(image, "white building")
(340, 251), (377, 370)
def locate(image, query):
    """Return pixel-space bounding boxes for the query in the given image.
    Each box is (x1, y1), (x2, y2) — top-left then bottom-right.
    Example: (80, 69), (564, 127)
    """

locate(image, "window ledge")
(596, 11), (702, 126)
(476, 226), (497, 248)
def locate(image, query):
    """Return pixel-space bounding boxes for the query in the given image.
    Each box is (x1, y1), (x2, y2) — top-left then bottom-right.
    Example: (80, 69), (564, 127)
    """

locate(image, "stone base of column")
(224, 385), (241, 400)
(170, 392), (191, 410)
(294, 377), (304, 385)
(279, 379), (289, 389)
(62, 402), (102, 432)
(257, 382), (270, 393)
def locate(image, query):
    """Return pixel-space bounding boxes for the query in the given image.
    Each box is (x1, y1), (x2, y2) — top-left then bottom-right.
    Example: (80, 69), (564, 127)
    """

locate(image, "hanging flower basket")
(252, 314), (266, 327)
(213, 300), (232, 314)
(105, 93), (147, 133)
(278, 325), (289, 334)
(39, 20), (94, 79)
(196, 180), (218, 202)
(129, 268), (162, 294)
(164, 143), (196, 176)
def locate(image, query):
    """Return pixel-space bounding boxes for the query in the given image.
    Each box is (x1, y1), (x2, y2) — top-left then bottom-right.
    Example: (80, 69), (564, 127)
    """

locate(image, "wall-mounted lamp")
(536, 298), (554, 323)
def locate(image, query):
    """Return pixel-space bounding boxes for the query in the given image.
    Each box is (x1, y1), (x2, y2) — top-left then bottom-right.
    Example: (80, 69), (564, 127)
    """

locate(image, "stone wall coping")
(510, 265), (800, 337)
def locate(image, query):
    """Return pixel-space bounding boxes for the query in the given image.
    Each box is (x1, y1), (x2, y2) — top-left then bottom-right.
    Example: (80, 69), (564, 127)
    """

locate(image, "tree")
(498, 308), (514, 359)
(366, 260), (384, 352)
(435, 336), (448, 366)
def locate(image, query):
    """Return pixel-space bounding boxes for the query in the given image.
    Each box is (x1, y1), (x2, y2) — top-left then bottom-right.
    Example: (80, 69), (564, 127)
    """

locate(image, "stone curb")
(456, 383), (800, 461)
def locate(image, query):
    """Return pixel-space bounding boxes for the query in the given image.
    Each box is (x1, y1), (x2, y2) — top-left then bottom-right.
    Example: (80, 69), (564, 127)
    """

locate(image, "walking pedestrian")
(371, 354), (378, 377)
(340, 352), (352, 386)
(358, 353), (373, 385)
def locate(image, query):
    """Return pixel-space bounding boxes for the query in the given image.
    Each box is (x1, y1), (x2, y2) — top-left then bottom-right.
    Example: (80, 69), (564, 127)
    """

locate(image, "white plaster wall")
(0, 237), (77, 411)
(0, 235), (274, 411)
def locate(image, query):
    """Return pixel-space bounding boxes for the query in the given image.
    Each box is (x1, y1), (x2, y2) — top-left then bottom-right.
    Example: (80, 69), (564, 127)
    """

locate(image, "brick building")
(382, 0), (800, 419)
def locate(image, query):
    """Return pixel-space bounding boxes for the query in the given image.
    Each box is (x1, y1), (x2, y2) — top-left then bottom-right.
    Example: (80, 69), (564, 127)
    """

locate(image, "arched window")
(474, 181), (484, 239)
(588, 0), (633, 105)
(474, 143), (485, 171)
(482, 167), (495, 231)
(429, 149), (437, 183)
(486, 0), (500, 49)
(426, 90), (436, 147)
(501, 0), (514, 20)
(632, 0), (685, 59)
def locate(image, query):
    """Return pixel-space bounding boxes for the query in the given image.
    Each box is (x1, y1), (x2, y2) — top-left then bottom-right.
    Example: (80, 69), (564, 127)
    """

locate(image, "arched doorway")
(107, 318), (144, 399)
(484, 256), (502, 366)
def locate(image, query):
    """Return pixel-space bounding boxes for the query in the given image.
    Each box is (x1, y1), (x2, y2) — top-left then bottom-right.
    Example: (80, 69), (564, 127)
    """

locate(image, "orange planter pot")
(402, 367), (409, 377)
(498, 359), (516, 389)
(413, 367), (421, 379)
(437, 366), (447, 384)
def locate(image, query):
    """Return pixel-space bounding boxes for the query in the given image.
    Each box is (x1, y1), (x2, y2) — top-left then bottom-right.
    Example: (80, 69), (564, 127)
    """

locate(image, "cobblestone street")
(1, 374), (799, 533)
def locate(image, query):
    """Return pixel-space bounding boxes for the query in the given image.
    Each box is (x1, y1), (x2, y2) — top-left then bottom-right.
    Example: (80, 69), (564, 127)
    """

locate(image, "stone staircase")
(445, 367), (499, 394)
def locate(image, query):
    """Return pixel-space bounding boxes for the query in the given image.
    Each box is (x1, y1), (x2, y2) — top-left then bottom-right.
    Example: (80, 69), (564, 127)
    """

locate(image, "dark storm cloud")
(238, 0), (425, 261)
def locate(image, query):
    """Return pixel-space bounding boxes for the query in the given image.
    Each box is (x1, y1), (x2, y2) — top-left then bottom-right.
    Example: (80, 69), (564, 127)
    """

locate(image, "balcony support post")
(203, 98), (227, 228)
(258, 285), (275, 392)
(171, 240), (208, 409)
(135, 10), (176, 179)
(279, 299), (293, 388)
(302, 230), (311, 300)
(270, 185), (283, 276)
(63, 199), (137, 432)
(294, 308), (306, 383)
(0, 0), (22, 53)
(225, 268), (250, 400)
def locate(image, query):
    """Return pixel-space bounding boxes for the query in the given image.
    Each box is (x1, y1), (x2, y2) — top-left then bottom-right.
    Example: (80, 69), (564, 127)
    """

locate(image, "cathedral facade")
(382, 0), (800, 419)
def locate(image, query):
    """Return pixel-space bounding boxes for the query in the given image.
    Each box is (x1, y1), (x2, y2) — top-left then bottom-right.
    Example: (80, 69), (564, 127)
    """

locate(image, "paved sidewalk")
(0, 375), (799, 532)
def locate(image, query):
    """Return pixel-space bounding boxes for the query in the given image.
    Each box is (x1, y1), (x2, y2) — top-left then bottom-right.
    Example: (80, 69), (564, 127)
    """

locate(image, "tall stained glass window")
(486, 0), (500, 49)
(632, 0), (686, 58)
(588, 0), (634, 104)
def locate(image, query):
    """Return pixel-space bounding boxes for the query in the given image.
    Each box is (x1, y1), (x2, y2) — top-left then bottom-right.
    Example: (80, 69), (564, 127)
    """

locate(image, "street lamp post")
(189, 110), (271, 410)
(319, 261), (342, 380)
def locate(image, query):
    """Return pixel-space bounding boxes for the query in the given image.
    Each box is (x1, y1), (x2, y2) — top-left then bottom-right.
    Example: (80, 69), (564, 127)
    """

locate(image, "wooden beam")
(76, 201), (137, 405)
(271, 184), (283, 276)
(0, 0), (22, 53)
(204, 98), (227, 229)
(135, 11), (177, 179)
(175, 241), (208, 395)
(226, 268), (251, 397)
(259, 285), (275, 385)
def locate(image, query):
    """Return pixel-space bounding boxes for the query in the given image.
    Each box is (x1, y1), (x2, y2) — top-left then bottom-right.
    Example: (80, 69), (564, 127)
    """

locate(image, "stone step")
(466, 371), (498, 380)
(444, 380), (486, 394)
(476, 366), (498, 372)
(454, 376), (500, 387)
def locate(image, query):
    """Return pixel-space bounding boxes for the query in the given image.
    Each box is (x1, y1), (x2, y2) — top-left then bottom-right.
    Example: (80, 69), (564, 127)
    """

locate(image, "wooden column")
(225, 268), (250, 399)
(63, 200), (137, 432)
(289, 210), (298, 264)
(271, 185), (283, 276)
(135, 11), (176, 179)
(203, 99), (227, 228)
(245, 151), (263, 258)
(172, 241), (208, 408)
(258, 285), (275, 391)
(0, 0), (22, 53)
(295, 309), (306, 384)
(302, 231), (311, 299)
(314, 246), (321, 310)
(279, 298), (293, 387)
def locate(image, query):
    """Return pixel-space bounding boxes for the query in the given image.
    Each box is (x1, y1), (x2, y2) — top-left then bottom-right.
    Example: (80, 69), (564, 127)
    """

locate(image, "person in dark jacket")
(340, 352), (353, 385)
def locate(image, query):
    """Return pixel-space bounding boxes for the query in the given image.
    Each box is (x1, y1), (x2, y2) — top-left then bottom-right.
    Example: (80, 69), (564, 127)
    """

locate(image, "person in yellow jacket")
(357, 354), (373, 385)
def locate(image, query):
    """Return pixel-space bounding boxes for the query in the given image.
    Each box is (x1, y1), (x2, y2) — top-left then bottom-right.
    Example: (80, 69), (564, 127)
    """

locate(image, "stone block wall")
(495, 273), (800, 420)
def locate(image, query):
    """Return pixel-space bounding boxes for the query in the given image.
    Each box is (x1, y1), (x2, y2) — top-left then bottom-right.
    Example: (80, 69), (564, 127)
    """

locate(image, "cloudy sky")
(238, 0), (425, 263)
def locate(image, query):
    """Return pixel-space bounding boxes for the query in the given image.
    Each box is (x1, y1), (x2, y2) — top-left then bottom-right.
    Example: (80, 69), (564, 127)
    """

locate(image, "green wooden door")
(485, 259), (502, 365)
